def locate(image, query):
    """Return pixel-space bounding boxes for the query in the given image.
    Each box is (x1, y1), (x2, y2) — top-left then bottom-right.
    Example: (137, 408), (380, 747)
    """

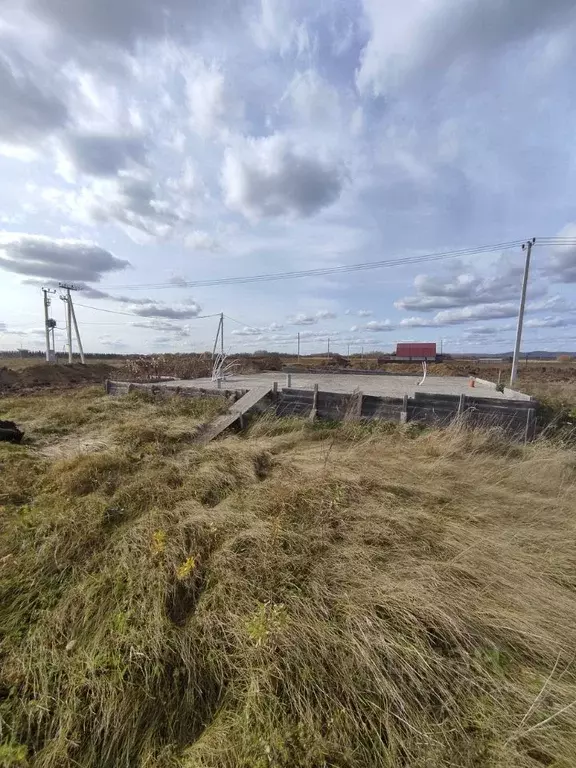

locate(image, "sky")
(1, 0), (576, 356)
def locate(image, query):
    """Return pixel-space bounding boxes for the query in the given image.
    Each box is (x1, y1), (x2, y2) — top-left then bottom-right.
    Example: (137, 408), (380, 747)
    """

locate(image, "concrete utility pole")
(212, 313), (224, 360)
(59, 283), (85, 364)
(220, 312), (224, 358)
(510, 238), (536, 386)
(60, 293), (73, 363)
(42, 288), (56, 362)
(70, 298), (85, 364)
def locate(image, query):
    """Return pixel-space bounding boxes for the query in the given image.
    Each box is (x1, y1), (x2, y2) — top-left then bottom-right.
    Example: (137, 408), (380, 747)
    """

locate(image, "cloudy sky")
(1, 0), (576, 355)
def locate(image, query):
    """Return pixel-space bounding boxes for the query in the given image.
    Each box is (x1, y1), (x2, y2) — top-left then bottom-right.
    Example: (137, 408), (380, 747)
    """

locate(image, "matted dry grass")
(0, 389), (575, 767)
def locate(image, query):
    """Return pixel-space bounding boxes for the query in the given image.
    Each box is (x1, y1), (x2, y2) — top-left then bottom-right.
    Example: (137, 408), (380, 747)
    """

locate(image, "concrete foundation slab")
(158, 372), (527, 401)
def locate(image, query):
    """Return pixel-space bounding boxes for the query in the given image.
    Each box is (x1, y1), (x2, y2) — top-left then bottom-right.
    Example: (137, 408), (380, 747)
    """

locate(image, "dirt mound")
(0, 367), (20, 389)
(0, 363), (116, 392)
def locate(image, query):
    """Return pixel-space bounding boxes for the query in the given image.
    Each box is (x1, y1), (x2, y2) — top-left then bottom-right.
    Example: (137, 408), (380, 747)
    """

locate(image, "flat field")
(1, 387), (576, 767)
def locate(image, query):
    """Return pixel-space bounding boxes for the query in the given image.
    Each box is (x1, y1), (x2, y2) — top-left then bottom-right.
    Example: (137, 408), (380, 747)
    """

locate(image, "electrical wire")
(224, 314), (262, 331)
(74, 303), (147, 317)
(106, 240), (528, 291)
(74, 303), (221, 320)
(78, 322), (135, 326)
(534, 238), (576, 244)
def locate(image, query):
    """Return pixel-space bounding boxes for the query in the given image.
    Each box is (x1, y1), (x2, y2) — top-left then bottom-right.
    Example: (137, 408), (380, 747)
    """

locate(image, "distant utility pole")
(42, 288), (56, 362)
(327, 338), (330, 359)
(59, 283), (85, 364)
(510, 238), (536, 386)
(347, 343), (350, 357)
(297, 332), (300, 361)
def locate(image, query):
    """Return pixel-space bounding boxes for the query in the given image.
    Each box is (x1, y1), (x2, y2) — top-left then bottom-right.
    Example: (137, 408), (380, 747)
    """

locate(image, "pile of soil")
(0, 363), (117, 393)
(0, 368), (20, 389)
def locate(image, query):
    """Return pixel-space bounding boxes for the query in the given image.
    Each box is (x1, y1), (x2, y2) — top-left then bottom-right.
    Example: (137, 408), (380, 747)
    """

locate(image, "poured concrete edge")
(473, 377), (533, 401)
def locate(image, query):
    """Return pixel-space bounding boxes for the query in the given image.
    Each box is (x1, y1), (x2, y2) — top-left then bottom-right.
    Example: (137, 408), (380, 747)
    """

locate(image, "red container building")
(395, 342), (437, 360)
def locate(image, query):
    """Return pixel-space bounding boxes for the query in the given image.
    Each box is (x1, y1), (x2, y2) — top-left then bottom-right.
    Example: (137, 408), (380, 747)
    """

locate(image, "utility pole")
(510, 238), (536, 386)
(42, 288), (50, 362)
(347, 343), (350, 357)
(297, 332), (300, 361)
(327, 338), (330, 359)
(70, 298), (85, 364)
(212, 313), (224, 360)
(59, 283), (85, 364)
(42, 288), (56, 362)
(60, 293), (73, 363)
(220, 312), (224, 358)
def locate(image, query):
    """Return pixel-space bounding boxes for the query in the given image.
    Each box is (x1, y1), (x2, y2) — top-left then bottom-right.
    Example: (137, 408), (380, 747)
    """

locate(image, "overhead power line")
(533, 238), (576, 245)
(74, 303), (146, 317)
(74, 303), (221, 320)
(107, 240), (529, 291)
(224, 314), (261, 330)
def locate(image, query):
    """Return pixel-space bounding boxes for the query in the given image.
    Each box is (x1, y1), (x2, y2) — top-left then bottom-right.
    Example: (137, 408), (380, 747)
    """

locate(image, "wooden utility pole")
(510, 238), (536, 386)
(297, 332), (300, 361)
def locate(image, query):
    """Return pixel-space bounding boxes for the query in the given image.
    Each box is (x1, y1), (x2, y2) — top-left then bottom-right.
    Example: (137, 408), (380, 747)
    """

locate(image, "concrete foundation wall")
(275, 387), (535, 436)
(105, 380), (538, 441)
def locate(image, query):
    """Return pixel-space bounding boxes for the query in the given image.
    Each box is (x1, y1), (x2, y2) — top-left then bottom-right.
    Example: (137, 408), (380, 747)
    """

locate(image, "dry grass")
(524, 380), (576, 412)
(0, 387), (227, 454)
(0, 357), (125, 370)
(1, 389), (576, 767)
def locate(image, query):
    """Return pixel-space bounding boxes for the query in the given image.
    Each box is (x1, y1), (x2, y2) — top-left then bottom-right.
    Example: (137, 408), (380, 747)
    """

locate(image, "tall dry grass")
(0, 390), (575, 766)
